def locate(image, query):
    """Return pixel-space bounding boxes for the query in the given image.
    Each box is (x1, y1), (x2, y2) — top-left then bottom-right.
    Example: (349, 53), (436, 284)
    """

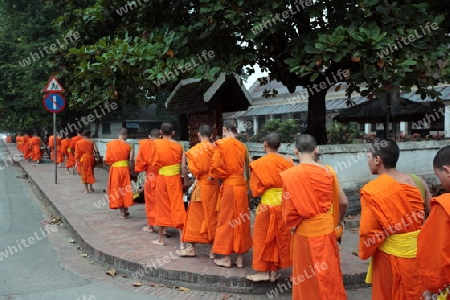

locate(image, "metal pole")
(53, 108), (57, 184)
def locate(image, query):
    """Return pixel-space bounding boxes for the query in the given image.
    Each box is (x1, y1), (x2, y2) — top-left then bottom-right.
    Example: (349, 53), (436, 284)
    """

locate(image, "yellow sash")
(260, 188), (282, 206)
(67, 148), (73, 153)
(159, 164), (180, 176)
(437, 292), (448, 300)
(112, 160), (128, 167)
(365, 230), (420, 283)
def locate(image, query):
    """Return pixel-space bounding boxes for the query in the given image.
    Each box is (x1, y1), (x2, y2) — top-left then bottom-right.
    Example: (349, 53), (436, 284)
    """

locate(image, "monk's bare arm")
(181, 152), (188, 184)
(338, 186), (348, 224)
(421, 177), (432, 215)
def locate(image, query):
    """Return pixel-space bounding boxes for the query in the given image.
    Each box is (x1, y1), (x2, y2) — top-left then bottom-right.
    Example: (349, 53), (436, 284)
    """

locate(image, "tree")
(46, 0), (450, 143)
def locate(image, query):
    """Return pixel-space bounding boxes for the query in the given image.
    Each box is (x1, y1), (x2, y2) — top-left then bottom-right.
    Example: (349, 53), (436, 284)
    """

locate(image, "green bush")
(259, 118), (299, 143)
(327, 121), (363, 144)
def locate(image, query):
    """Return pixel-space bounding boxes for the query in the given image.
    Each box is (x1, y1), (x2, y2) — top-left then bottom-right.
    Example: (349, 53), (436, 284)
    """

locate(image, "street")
(0, 142), (371, 299)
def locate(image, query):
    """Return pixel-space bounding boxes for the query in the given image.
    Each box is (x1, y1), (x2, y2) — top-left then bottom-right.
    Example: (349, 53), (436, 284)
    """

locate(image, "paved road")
(0, 142), (371, 299)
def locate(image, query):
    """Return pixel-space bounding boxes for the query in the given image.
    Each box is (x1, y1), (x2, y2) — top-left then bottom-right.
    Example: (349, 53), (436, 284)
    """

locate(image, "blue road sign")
(43, 93), (66, 113)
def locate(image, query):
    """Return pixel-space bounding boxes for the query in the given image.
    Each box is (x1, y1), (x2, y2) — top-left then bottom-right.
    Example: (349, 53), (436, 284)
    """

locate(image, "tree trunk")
(307, 88), (328, 144)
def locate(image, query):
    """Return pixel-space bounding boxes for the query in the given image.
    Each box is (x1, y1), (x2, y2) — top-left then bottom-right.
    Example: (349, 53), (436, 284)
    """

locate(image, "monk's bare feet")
(151, 239), (166, 246)
(176, 248), (195, 257)
(208, 249), (215, 259)
(90, 188), (95, 193)
(234, 254), (244, 268)
(214, 257), (232, 268)
(142, 226), (155, 233)
(246, 272), (270, 282)
(269, 271), (282, 282)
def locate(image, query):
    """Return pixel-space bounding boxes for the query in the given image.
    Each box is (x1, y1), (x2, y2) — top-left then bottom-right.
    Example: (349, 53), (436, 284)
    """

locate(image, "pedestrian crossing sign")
(43, 76), (65, 93)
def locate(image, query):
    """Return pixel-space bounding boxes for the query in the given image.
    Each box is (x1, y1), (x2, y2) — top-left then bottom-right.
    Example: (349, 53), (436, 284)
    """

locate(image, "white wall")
(93, 138), (445, 191)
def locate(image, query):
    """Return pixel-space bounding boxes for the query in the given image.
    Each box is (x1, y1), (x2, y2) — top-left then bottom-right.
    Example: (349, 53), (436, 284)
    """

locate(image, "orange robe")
(75, 139), (95, 184)
(209, 137), (252, 255)
(280, 164), (346, 300)
(61, 138), (71, 167)
(417, 194), (450, 296)
(105, 140), (133, 209)
(23, 135), (31, 160)
(71, 136), (83, 173)
(359, 174), (425, 300)
(16, 135), (23, 152)
(249, 153), (293, 272)
(49, 135), (63, 163)
(151, 139), (186, 229)
(135, 139), (159, 226)
(183, 141), (220, 244)
(29, 137), (42, 161)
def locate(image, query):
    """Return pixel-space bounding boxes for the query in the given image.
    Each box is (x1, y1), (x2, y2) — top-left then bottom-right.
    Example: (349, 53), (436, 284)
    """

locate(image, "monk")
(417, 145), (450, 299)
(48, 133), (63, 167)
(71, 129), (84, 175)
(359, 139), (431, 300)
(179, 124), (219, 258)
(135, 128), (160, 232)
(209, 119), (252, 268)
(246, 132), (293, 282)
(150, 122), (187, 247)
(60, 135), (72, 172)
(75, 130), (98, 193)
(280, 134), (347, 299)
(16, 133), (23, 153)
(105, 128), (134, 219)
(29, 132), (44, 164)
(23, 132), (31, 161)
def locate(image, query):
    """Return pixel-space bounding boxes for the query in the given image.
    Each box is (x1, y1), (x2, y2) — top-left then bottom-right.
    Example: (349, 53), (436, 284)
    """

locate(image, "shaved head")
(295, 134), (317, 153)
(265, 132), (281, 150)
(161, 123), (174, 135)
(434, 146), (450, 169)
(369, 139), (399, 168)
(223, 119), (238, 134)
(199, 124), (212, 137)
(119, 128), (128, 137)
(149, 128), (160, 138)
(82, 130), (91, 138)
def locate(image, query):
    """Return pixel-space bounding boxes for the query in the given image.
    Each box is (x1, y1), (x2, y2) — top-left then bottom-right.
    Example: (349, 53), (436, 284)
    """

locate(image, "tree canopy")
(1, 0), (449, 143)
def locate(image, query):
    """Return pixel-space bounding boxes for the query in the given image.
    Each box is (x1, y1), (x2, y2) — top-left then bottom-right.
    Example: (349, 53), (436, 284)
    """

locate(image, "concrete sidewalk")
(5, 142), (369, 295)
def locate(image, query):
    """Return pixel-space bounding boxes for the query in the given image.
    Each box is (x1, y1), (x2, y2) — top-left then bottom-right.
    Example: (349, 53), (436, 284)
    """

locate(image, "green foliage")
(259, 119), (299, 143)
(327, 122), (363, 144)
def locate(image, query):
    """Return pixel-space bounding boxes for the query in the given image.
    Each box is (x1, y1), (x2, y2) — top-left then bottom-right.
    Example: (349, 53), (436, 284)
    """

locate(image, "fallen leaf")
(133, 281), (142, 287)
(106, 268), (116, 277)
(90, 261), (95, 264)
(350, 229), (356, 233)
(67, 238), (76, 243)
(179, 287), (190, 293)
(352, 250), (359, 257)
(80, 253), (89, 258)
(76, 246), (82, 250)
(122, 275), (128, 278)
(221, 294), (233, 300)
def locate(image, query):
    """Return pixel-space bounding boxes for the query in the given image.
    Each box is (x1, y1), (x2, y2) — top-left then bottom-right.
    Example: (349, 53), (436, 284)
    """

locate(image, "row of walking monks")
(16, 122), (450, 299)
(103, 122), (450, 300)
(15, 131), (82, 169)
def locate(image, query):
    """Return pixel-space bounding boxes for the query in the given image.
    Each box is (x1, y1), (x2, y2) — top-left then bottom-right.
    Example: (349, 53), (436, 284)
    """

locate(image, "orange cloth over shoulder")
(359, 174), (425, 300)
(22, 135), (31, 160)
(105, 140), (133, 209)
(281, 164), (347, 300)
(209, 137), (252, 255)
(75, 139), (95, 184)
(49, 135), (63, 163)
(29, 137), (42, 161)
(183, 141), (219, 244)
(135, 139), (159, 225)
(249, 153), (293, 272)
(61, 138), (72, 166)
(417, 193), (450, 296)
(70, 136), (83, 173)
(16, 135), (23, 152)
(151, 139), (185, 229)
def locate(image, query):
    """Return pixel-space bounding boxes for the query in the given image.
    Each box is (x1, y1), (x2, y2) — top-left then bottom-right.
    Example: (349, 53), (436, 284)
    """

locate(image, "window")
(102, 123), (111, 134)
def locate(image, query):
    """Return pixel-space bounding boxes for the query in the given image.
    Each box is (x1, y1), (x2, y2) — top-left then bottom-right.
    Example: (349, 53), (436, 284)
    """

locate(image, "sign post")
(42, 76), (66, 184)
